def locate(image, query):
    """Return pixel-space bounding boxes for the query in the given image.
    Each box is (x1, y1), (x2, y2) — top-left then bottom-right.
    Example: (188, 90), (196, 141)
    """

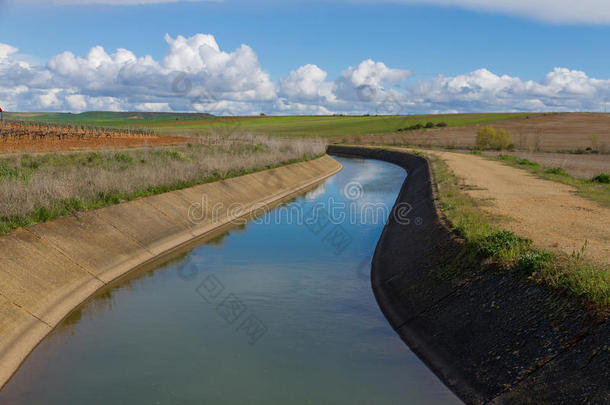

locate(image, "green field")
(5, 112), (536, 138)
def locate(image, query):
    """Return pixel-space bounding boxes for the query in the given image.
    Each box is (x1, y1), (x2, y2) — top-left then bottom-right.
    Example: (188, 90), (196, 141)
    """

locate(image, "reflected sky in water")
(0, 157), (460, 405)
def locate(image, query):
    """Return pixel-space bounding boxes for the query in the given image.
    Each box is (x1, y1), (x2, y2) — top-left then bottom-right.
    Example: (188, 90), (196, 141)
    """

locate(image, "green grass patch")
(544, 167), (569, 176)
(5, 112), (536, 138)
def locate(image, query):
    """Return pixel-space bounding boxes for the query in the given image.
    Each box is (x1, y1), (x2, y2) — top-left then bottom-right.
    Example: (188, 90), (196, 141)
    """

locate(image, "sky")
(0, 0), (609, 114)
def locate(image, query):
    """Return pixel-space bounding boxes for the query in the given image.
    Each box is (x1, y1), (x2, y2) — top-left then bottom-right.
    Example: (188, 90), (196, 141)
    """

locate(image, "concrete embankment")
(327, 145), (609, 405)
(0, 155), (342, 389)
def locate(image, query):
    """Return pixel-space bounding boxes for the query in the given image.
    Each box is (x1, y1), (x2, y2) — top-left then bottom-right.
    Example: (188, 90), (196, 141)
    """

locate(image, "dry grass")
(0, 135), (326, 232)
(481, 151), (610, 179)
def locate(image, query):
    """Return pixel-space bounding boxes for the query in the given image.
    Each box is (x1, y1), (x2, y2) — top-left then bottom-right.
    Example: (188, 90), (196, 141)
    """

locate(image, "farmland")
(2, 111), (608, 179)
(0, 119), (191, 152)
(4, 111), (535, 138)
(343, 112), (610, 152)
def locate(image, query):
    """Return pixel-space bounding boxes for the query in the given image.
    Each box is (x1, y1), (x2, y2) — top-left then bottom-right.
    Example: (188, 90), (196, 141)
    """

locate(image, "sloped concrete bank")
(0, 155), (342, 389)
(327, 146), (609, 405)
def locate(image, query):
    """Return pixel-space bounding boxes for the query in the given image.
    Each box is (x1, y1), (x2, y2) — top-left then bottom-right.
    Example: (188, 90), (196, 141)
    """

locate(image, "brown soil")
(429, 149), (610, 266)
(0, 135), (192, 153)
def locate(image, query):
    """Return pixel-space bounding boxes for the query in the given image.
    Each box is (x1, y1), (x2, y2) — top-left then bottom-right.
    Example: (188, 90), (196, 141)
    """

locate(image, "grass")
(427, 152), (610, 306)
(5, 112), (534, 138)
(0, 136), (326, 234)
(494, 154), (610, 208)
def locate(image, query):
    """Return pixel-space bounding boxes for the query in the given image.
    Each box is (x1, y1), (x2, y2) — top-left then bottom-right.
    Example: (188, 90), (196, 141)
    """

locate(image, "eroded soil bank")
(327, 145), (609, 405)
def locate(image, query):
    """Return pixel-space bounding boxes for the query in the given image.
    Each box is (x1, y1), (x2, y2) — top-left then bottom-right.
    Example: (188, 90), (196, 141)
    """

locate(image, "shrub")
(425, 122), (435, 128)
(476, 126), (512, 150)
(515, 249), (554, 276)
(591, 173), (610, 184)
(476, 126), (496, 150)
(436, 122), (448, 127)
(470, 150), (482, 155)
(495, 128), (512, 150)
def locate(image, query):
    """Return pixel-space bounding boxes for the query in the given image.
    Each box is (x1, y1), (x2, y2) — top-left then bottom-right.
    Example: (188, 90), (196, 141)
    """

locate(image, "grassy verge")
(481, 153), (610, 208)
(0, 136), (326, 234)
(427, 151), (609, 306)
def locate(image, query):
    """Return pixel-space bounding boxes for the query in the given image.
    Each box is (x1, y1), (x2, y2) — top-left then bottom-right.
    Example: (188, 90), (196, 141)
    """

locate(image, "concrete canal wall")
(0, 155), (342, 389)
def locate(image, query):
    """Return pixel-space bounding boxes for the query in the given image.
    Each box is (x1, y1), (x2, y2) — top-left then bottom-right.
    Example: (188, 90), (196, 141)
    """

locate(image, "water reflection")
(0, 157), (460, 405)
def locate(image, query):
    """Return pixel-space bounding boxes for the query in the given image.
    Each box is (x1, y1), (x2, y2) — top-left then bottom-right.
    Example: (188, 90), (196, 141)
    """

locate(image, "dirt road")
(427, 150), (610, 266)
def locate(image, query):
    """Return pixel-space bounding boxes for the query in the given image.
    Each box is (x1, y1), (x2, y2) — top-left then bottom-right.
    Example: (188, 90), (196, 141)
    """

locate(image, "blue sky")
(1, 0), (609, 114)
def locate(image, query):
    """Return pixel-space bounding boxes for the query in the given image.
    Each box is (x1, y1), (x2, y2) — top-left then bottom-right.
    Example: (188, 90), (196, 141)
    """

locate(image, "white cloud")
(163, 34), (276, 101)
(279, 64), (336, 102)
(352, 0), (610, 24)
(1, 35), (609, 114)
(334, 59), (411, 103)
(342, 59), (412, 87)
(134, 102), (172, 112)
(0, 43), (18, 60)
(409, 67), (610, 112)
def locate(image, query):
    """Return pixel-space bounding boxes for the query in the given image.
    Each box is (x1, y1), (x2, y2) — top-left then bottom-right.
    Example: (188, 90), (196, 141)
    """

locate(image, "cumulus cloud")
(0, 34), (277, 113)
(279, 64), (336, 103)
(0, 35), (609, 114)
(334, 59), (411, 103)
(408, 67), (610, 112)
(0, 44), (18, 60)
(0, 35), (414, 114)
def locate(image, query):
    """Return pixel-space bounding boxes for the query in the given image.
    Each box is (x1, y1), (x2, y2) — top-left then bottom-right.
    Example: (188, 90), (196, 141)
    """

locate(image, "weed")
(0, 163), (19, 179)
(515, 249), (554, 276)
(165, 150), (188, 161)
(86, 152), (102, 164)
(475, 230), (531, 261)
(114, 152), (134, 163)
(591, 173), (610, 184)
(516, 158), (539, 167)
(545, 167), (569, 176)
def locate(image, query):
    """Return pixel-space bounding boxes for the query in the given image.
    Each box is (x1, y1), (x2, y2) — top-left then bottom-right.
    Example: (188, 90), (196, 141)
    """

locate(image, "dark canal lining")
(0, 157), (460, 404)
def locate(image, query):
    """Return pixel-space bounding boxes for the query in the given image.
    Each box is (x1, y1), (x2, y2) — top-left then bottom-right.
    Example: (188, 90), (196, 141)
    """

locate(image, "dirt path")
(425, 150), (610, 266)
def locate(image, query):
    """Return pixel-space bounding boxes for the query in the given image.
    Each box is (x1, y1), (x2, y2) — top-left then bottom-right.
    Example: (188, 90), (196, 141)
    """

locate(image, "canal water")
(0, 157), (460, 404)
